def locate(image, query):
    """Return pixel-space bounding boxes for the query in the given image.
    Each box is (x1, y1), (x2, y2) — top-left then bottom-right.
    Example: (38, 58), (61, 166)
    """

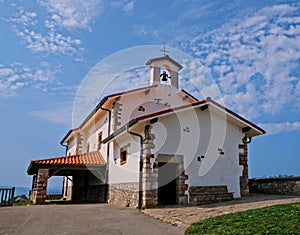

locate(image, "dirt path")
(143, 194), (300, 229)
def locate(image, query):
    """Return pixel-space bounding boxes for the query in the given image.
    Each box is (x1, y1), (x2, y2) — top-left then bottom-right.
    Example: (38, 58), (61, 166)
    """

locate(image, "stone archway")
(142, 153), (188, 208)
(155, 154), (188, 205)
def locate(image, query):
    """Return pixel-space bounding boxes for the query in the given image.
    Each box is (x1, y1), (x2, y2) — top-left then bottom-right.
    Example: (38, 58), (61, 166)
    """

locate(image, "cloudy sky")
(1, 0), (300, 187)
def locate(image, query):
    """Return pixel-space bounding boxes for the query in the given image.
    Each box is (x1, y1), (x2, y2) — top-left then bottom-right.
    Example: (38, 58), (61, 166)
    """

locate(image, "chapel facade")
(27, 54), (265, 208)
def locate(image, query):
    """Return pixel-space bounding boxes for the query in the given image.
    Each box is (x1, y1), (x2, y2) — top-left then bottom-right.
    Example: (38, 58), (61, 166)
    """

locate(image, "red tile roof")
(31, 151), (105, 165)
(27, 151), (106, 175)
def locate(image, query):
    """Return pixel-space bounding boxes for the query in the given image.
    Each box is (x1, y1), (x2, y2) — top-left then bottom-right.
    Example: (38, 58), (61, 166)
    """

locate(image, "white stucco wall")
(115, 85), (193, 128)
(108, 131), (141, 184)
(67, 138), (76, 155)
(151, 108), (244, 198)
(85, 114), (109, 158)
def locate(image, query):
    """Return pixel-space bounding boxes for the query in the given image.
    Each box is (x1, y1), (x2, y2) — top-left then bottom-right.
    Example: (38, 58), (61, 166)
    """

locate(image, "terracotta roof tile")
(31, 151), (106, 166)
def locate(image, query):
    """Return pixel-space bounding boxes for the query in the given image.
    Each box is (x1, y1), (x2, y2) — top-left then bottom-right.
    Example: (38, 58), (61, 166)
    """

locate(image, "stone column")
(31, 168), (49, 204)
(142, 125), (157, 208)
(112, 101), (123, 132)
(177, 164), (188, 205)
(76, 132), (83, 155)
(30, 174), (37, 201)
(239, 143), (249, 197)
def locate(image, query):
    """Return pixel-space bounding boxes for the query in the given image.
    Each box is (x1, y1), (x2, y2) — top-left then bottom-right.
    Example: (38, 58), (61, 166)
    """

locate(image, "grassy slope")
(186, 202), (300, 235)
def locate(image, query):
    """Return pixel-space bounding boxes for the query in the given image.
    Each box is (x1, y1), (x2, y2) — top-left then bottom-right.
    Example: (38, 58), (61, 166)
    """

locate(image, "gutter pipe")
(100, 106), (111, 203)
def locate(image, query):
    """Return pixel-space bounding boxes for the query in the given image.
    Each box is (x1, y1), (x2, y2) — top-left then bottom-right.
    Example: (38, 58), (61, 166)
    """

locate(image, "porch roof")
(27, 151), (106, 175)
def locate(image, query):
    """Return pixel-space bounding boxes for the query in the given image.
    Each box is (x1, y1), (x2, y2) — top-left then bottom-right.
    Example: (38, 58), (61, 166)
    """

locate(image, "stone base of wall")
(108, 183), (139, 208)
(249, 177), (300, 196)
(189, 186), (234, 205)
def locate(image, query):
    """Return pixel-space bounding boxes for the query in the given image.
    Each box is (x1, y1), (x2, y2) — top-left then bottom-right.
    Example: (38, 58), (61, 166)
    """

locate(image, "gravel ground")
(143, 194), (300, 229)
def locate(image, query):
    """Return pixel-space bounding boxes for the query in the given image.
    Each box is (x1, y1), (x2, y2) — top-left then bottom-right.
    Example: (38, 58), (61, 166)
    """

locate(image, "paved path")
(0, 204), (184, 235)
(143, 194), (300, 229)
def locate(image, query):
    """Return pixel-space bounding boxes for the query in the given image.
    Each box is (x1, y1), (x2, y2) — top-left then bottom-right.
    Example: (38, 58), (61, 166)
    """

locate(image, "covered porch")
(27, 151), (107, 204)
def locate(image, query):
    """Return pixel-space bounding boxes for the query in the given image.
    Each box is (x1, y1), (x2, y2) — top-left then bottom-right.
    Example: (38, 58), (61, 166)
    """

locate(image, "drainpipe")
(243, 135), (252, 144)
(61, 143), (68, 155)
(100, 106), (111, 203)
(60, 142), (69, 198)
(126, 124), (143, 210)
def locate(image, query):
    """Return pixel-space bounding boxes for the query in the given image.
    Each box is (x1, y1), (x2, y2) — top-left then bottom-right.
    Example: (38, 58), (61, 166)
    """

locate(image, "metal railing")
(0, 187), (15, 206)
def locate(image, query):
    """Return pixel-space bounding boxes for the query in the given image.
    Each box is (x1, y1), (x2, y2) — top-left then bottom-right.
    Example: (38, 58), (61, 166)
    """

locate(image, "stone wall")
(249, 177), (300, 196)
(107, 182), (139, 208)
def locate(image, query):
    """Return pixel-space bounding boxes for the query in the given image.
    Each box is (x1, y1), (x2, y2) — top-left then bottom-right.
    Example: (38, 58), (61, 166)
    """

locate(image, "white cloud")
(12, 26), (82, 56)
(0, 63), (63, 98)
(259, 121), (300, 135)
(38, 0), (103, 30)
(178, 3), (300, 121)
(5, 5), (84, 57)
(6, 8), (37, 26)
(111, 0), (134, 15)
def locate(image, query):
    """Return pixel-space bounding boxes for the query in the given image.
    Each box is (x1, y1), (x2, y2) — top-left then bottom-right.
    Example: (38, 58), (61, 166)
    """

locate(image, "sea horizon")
(0, 185), (62, 197)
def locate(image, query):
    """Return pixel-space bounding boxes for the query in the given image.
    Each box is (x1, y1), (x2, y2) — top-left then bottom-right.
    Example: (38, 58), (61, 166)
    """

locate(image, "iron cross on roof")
(160, 46), (169, 56)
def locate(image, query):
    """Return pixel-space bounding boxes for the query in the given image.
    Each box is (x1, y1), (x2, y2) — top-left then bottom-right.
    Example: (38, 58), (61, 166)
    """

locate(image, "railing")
(0, 187), (15, 206)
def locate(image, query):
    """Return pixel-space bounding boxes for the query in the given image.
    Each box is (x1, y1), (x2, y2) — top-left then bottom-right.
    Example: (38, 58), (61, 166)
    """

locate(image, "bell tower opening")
(146, 55), (183, 89)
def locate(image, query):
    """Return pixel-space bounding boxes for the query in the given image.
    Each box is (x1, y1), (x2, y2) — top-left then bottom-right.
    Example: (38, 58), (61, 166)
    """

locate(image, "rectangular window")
(120, 150), (127, 165)
(97, 132), (102, 150)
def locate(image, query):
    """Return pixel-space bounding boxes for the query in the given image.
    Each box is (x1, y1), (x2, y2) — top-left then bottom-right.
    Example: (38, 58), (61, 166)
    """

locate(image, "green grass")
(185, 203), (300, 235)
(13, 199), (34, 206)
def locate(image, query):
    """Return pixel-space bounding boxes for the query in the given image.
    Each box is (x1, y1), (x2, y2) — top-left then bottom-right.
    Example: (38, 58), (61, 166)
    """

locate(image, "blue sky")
(1, 0), (300, 187)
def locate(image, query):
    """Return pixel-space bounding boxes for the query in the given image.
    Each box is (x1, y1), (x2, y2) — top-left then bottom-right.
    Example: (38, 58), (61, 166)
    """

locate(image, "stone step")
(189, 185), (229, 195)
(189, 192), (234, 206)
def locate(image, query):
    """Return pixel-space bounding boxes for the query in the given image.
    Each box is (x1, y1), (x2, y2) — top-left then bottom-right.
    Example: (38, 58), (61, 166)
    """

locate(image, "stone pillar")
(177, 165), (188, 205)
(76, 132), (83, 155)
(112, 101), (123, 132)
(31, 168), (49, 204)
(239, 143), (249, 197)
(30, 174), (37, 201)
(142, 125), (157, 208)
(142, 154), (157, 208)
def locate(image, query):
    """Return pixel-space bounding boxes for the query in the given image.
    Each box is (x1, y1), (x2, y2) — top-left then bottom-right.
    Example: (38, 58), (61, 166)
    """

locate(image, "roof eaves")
(78, 85), (158, 130)
(180, 89), (199, 102)
(79, 96), (109, 129)
(102, 100), (208, 143)
(146, 55), (183, 70)
(102, 119), (138, 144)
(207, 98), (266, 135)
(60, 128), (79, 145)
